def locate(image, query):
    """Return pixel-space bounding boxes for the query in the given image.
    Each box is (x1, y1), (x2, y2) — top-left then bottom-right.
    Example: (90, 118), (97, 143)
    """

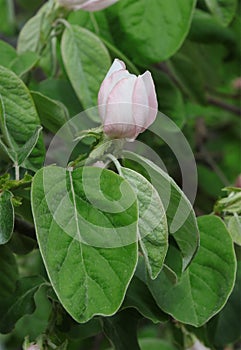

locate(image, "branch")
(207, 95), (241, 116)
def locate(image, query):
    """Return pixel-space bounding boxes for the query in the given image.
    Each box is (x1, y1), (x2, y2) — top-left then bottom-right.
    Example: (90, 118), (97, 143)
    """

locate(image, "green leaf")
(17, 11), (42, 54)
(227, 214), (241, 246)
(0, 276), (45, 333)
(14, 286), (52, 341)
(169, 53), (206, 104)
(17, 126), (43, 166)
(0, 0), (14, 35)
(0, 190), (14, 244)
(152, 70), (186, 128)
(205, 0), (237, 26)
(206, 261), (241, 346)
(123, 152), (199, 270)
(36, 78), (82, 117)
(17, 2), (59, 54)
(189, 9), (236, 46)
(31, 91), (70, 134)
(8, 232), (36, 255)
(68, 10), (113, 43)
(0, 65), (45, 170)
(121, 167), (168, 279)
(139, 338), (178, 350)
(0, 245), (18, 299)
(147, 215), (237, 327)
(31, 166), (138, 323)
(103, 309), (141, 350)
(107, 0), (196, 64)
(61, 25), (111, 121)
(124, 276), (168, 323)
(10, 51), (39, 77)
(0, 40), (17, 68)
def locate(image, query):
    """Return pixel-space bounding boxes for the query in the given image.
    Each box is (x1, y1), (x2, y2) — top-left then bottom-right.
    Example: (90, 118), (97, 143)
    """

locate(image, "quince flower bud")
(98, 59), (158, 140)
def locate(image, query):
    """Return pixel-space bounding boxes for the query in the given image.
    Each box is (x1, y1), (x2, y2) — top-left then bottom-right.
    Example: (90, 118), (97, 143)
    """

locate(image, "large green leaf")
(205, 0), (237, 26)
(147, 216), (236, 327)
(123, 152), (199, 270)
(31, 166), (138, 322)
(17, 2), (59, 54)
(107, 0), (196, 64)
(31, 91), (70, 134)
(0, 66), (44, 171)
(0, 190), (14, 244)
(0, 41), (39, 77)
(0, 245), (18, 299)
(10, 51), (39, 77)
(0, 40), (17, 68)
(61, 25), (111, 121)
(0, 276), (44, 333)
(121, 167), (168, 279)
(139, 338), (177, 350)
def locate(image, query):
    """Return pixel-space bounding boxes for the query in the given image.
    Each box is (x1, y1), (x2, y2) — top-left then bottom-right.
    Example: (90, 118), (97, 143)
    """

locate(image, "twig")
(207, 95), (241, 116)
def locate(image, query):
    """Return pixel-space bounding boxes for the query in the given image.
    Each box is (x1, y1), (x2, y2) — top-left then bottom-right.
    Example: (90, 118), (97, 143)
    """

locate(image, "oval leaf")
(121, 167), (168, 279)
(31, 91), (70, 134)
(123, 152), (199, 270)
(31, 166), (138, 322)
(61, 25), (111, 121)
(147, 215), (236, 327)
(107, 0), (196, 64)
(0, 65), (45, 170)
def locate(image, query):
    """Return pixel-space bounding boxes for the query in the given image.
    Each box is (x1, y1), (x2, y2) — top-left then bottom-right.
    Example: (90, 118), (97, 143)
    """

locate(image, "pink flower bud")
(58, 0), (118, 11)
(98, 59), (158, 141)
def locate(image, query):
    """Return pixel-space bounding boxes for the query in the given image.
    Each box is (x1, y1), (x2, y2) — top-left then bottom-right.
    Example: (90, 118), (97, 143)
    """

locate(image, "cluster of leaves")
(0, 0), (240, 349)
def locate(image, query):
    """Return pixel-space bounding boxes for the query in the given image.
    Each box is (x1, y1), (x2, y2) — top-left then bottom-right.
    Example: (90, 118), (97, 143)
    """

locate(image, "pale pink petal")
(98, 70), (130, 121)
(104, 77), (137, 139)
(80, 0), (119, 11)
(141, 71), (158, 123)
(105, 58), (126, 78)
(98, 60), (135, 121)
(58, 0), (86, 9)
(132, 75), (150, 138)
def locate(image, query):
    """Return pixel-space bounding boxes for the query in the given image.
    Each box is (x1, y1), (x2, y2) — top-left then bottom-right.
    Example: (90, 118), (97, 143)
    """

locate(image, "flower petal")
(103, 77), (137, 139)
(80, 0), (119, 11)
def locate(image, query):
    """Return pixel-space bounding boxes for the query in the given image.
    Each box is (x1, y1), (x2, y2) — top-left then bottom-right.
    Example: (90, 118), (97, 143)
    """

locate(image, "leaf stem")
(207, 95), (241, 117)
(107, 154), (123, 176)
(15, 163), (20, 181)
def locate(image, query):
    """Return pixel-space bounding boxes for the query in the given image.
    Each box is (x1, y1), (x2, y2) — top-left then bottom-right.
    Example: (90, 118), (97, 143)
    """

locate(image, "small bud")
(235, 174), (241, 188)
(57, 0), (118, 11)
(98, 59), (158, 141)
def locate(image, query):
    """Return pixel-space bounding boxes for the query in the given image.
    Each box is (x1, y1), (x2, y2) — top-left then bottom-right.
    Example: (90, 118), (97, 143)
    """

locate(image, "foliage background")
(0, 0), (240, 349)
